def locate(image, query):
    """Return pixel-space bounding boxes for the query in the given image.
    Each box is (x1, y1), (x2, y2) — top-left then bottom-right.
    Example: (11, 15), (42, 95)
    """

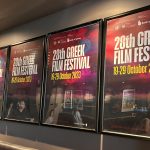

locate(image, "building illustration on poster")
(64, 90), (73, 109)
(103, 7), (150, 137)
(43, 21), (101, 130)
(4, 37), (44, 123)
(121, 89), (135, 112)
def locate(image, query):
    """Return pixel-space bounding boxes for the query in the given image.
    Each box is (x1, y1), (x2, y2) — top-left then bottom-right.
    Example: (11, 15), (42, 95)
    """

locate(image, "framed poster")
(0, 47), (8, 118)
(103, 6), (150, 138)
(42, 20), (101, 131)
(3, 37), (45, 123)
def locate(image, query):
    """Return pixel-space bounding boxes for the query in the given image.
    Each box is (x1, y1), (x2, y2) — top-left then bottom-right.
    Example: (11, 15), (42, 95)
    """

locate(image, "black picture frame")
(102, 5), (150, 139)
(41, 20), (102, 132)
(3, 36), (46, 124)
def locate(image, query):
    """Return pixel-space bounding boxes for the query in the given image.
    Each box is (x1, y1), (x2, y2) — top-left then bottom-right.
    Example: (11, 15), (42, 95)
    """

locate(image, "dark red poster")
(0, 47), (8, 116)
(103, 8), (150, 137)
(4, 38), (44, 123)
(42, 22), (100, 130)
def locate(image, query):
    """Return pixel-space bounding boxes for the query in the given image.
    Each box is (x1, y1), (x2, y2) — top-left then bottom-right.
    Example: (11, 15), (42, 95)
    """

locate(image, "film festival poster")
(0, 47), (8, 117)
(103, 6), (150, 137)
(42, 21), (101, 130)
(4, 37), (45, 123)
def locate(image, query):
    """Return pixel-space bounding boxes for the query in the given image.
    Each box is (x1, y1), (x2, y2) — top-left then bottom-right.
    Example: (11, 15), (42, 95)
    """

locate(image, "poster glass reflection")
(4, 37), (45, 123)
(103, 7), (150, 138)
(42, 21), (101, 131)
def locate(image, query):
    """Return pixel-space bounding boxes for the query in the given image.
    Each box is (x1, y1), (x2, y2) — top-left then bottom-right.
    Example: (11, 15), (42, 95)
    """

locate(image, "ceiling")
(0, 0), (86, 32)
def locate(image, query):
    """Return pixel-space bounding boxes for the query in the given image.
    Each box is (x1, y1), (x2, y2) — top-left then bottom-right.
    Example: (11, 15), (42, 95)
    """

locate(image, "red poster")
(0, 47), (8, 117)
(43, 21), (101, 130)
(103, 7), (150, 137)
(4, 37), (44, 123)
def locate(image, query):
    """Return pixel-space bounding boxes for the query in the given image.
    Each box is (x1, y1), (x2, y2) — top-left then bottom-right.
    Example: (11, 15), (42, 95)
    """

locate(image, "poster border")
(102, 5), (150, 139)
(41, 19), (102, 132)
(3, 35), (46, 125)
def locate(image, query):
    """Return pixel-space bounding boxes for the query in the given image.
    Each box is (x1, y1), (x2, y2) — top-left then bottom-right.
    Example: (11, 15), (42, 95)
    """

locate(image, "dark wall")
(0, 120), (100, 150)
(103, 134), (150, 150)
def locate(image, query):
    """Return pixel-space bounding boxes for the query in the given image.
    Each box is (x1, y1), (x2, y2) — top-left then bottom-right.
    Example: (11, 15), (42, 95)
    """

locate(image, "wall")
(0, 0), (150, 47)
(0, 0), (150, 150)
